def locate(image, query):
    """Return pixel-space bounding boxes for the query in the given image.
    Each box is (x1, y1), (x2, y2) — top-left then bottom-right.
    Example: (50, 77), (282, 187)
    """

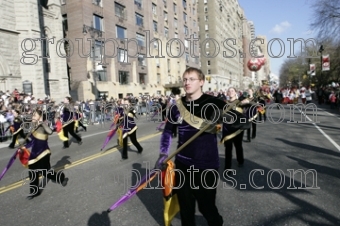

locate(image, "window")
(139, 73), (146, 84)
(208, 69), (211, 74)
(93, 40), (103, 60)
(153, 21), (158, 32)
(93, 15), (103, 31)
(207, 61), (210, 66)
(115, 2), (125, 18)
(204, 6), (207, 12)
(174, 33), (178, 38)
(185, 40), (189, 48)
(135, 13), (144, 26)
(193, 8), (196, 15)
(119, 71), (129, 85)
(118, 49), (128, 63)
(164, 11), (168, 21)
(97, 70), (107, 81)
(93, 0), (102, 7)
(134, 0), (142, 8)
(138, 54), (146, 66)
(174, 18), (178, 29)
(184, 26), (188, 35)
(193, 20), (196, 27)
(183, 12), (187, 22)
(185, 53), (189, 62)
(205, 24), (208, 30)
(152, 3), (157, 15)
(205, 16), (208, 21)
(136, 33), (145, 46)
(164, 27), (169, 38)
(182, 0), (187, 9)
(204, 0), (207, 3)
(116, 25), (126, 39)
(205, 33), (209, 38)
(173, 3), (177, 14)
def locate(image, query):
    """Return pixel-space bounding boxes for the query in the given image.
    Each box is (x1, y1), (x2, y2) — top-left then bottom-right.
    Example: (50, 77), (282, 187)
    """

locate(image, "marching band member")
(155, 67), (229, 226)
(60, 97), (82, 149)
(74, 106), (87, 133)
(119, 99), (143, 160)
(24, 109), (68, 200)
(245, 88), (257, 142)
(8, 110), (27, 149)
(222, 87), (253, 173)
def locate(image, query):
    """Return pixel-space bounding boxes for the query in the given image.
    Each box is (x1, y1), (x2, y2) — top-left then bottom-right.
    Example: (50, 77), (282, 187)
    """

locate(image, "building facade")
(0, 0), (68, 101)
(198, 0), (244, 92)
(61, 0), (200, 101)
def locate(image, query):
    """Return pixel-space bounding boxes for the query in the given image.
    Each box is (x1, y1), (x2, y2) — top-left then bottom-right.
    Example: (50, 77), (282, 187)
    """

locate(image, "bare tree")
(310, 0), (340, 42)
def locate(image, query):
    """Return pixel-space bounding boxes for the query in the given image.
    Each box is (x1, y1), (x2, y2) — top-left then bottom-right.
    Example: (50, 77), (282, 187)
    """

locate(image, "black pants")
(172, 124), (178, 137)
(28, 154), (65, 196)
(246, 122), (256, 140)
(75, 121), (86, 132)
(63, 122), (82, 147)
(9, 129), (26, 148)
(174, 160), (224, 226)
(122, 130), (143, 158)
(224, 131), (244, 170)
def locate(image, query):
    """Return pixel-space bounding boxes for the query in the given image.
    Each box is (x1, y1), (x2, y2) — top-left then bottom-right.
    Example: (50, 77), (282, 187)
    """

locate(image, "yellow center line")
(0, 132), (162, 194)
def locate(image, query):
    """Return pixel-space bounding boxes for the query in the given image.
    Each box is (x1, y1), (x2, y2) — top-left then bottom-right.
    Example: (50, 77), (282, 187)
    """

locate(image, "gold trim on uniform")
(28, 149), (51, 165)
(220, 130), (243, 143)
(13, 127), (22, 135)
(176, 99), (217, 134)
(32, 131), (48, 140)
(122, 126), (138, 139)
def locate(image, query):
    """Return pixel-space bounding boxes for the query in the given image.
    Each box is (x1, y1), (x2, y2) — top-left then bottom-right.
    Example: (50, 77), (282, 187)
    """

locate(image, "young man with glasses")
(155, 67), (249, 226)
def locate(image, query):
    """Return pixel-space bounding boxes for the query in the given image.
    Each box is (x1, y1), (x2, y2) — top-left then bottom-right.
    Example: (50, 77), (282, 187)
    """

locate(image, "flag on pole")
(322, 55), (330, 71)
(309, 64), (316, 76)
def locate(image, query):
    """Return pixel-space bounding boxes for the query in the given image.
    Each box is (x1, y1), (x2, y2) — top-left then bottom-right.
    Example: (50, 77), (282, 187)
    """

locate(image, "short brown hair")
(182, 67), (205, 81)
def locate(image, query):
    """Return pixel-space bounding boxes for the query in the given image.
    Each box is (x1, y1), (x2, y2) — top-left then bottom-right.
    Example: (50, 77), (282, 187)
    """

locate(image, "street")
(0, 105), (340, 226)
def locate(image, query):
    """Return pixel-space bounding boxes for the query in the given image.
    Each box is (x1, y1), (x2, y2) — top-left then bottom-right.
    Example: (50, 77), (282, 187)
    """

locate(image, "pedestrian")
(120, 99), (143, 160)
(60, 96), (82, 149)
(8, 109), (28, 149)
(155, 67), (237, 226)
(23, 109), (68, 200)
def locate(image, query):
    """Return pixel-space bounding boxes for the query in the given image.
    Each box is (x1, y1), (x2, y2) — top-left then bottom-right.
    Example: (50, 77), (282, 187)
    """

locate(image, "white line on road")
(299, 109), (340, 152)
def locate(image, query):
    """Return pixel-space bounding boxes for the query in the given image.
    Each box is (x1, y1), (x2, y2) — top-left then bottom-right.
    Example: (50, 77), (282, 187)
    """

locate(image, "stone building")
(61, 0), (200, 101)
(0, 0), (69, 101)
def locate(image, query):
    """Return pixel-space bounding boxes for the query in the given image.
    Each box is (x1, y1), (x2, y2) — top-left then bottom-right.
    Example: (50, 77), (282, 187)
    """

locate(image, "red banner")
(322, 55), (330, 71)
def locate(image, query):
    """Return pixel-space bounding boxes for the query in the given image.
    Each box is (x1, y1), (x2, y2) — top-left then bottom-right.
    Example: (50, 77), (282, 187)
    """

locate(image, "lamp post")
(318, 44), (324, 86)
(83, 23), (103, 100)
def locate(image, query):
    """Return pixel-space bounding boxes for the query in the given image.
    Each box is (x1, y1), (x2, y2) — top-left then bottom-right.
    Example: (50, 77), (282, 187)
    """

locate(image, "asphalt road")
(0, 105), (339, 226)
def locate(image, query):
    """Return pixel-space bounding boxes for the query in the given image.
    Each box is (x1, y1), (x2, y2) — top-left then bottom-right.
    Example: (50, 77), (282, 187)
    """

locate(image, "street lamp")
(83, 23), (103, 100)
(319, 44), (324, 83)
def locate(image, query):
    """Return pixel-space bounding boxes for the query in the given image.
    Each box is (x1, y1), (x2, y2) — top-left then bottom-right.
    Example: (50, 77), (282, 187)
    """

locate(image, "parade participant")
(60, 96), (82, 149)
(119, 99), (143, 160)
(222, 87), (253, 172)
(23, 109), (68, 200)
(74, 106), (87, 133)
(245, 88), (257, 142)
(8, 110), (28, 149)
(170, 87), (181, 138)
(155, 67), (240, 226)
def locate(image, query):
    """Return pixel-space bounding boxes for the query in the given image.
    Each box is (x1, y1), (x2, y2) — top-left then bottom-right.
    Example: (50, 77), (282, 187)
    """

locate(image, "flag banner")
(322, 55), (330, 71)
(310, 64), (316, 76)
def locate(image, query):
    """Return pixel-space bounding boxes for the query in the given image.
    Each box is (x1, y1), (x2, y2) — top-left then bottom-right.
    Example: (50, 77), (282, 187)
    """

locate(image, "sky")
(237, 0), (317, 78)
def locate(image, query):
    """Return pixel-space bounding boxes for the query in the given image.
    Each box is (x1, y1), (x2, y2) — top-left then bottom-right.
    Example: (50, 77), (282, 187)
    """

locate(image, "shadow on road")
(88, 211), (111, 226)
(276, 138), (340, 158)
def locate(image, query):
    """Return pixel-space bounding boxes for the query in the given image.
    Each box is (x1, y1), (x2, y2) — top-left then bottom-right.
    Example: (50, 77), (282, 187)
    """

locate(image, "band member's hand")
(155, 154), (168, 171)
(241, 99), (249, 104)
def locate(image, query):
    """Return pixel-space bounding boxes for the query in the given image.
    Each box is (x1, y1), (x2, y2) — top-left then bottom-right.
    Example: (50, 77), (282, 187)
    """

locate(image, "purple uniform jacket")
(160, 94), (226, 169)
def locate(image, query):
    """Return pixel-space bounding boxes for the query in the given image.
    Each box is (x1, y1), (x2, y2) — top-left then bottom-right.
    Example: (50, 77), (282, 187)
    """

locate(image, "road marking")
(299, 109), (340, 152)
(0, 132), (162, 194)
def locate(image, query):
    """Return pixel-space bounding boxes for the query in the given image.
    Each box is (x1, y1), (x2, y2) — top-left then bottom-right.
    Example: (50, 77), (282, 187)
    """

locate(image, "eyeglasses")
(183, 78), (201, 83)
